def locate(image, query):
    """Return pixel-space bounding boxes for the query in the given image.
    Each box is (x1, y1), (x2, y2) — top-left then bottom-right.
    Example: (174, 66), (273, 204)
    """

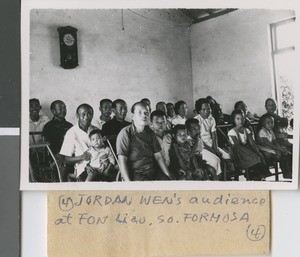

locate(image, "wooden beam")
(193, 9), (237, 23)
(203, 9), (214, 15)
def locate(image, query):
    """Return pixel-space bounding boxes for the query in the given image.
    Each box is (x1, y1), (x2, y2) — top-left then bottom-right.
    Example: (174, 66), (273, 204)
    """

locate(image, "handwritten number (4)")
(246, 224), (266, 241)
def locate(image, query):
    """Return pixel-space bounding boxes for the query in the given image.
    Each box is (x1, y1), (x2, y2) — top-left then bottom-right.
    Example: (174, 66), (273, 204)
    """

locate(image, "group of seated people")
(29, 95), (293, 182)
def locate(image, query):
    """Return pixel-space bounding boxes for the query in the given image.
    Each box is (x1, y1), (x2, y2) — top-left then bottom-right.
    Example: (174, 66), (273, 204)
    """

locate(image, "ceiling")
(181, 9), (237, 24)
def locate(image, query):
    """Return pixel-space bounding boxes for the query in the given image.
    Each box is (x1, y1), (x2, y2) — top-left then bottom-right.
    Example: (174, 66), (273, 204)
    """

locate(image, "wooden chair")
(29, 142), (62, 182)
(266, 160), (282, 181)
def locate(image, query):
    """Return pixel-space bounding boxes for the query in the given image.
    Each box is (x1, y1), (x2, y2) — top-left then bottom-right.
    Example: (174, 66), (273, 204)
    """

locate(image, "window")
(270, 17), (296, 120)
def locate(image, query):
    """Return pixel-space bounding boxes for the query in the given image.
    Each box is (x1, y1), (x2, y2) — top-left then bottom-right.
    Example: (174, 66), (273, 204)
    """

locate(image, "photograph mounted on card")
(20, 1), (299, 190)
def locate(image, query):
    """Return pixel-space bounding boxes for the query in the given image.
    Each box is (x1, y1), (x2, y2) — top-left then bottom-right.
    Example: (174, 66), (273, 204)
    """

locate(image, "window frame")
(269, 17), (296, 116)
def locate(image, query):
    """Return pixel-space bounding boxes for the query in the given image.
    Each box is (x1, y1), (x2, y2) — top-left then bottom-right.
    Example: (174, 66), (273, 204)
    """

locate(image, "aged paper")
(48, 191), (270, 257)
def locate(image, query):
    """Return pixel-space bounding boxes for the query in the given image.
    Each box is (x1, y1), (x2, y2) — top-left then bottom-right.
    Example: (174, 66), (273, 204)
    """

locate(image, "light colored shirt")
(228, 128), (251, 145)
(155, 133), (172, 167)
(29, 115), (50, 143)
(171, 115), (186, 126)
(257, 127), (276, 143)
(94, 117), (108, 130)
(194, 114), (216, 148)
(60, 123), (98, 177)
(187, 135), (204, 156)
(85, 146), (115, 171)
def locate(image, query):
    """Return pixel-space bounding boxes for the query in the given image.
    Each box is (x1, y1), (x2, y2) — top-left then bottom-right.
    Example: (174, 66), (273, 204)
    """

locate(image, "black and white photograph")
(21, 2), (299, 190)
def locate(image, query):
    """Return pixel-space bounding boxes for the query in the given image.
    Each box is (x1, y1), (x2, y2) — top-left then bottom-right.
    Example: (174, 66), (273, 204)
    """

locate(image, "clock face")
(63, 33), (75, 46)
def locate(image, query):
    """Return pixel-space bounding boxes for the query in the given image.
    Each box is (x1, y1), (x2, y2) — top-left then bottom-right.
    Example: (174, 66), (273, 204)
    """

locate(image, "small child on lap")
(169, 125), (207, 180)
(79, 129), (116, 182)
(186, 118), (218, 180)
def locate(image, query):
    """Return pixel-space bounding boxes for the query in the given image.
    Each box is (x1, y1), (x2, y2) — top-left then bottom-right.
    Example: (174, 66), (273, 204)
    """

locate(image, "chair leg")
(245, 169), (250, 181)
(223, 161), (227, 181)
(274, 162), (279, 181)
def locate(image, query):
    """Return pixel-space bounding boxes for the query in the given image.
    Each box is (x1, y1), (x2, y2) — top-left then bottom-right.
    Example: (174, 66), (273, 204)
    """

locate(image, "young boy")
(155, 102), (172, 130)
(29, 98), (50, 143)
(166, 102), (175, 122)
(102, 99), (131, 152)
(257, 114), (292, 179)
(42, 100), (73, 155)
(150, 110), (172, 167)
(95, 99), (113, 130)
(82, 129), (116, 181)
(141, 98), (151, 112)
(169, 125), (207, 180)
(60, 104), (98, 181)
(185, 118), (218, 180)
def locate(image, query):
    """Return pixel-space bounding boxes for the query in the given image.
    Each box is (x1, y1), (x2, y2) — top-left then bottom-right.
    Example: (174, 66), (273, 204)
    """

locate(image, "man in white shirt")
(60, 103), (97, 180)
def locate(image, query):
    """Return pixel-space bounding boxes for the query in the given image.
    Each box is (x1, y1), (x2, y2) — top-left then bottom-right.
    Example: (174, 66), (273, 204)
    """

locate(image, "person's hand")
(86, 165), (97, 176)
(81, 151), (91, 161)
(215, 149), (222, 158)
(103, 162), (113, 176)
(179, 169), (186, 176)
(258, 153), (266, 165)
(280, 147), (288, 155)
(99, 154), (108, 161)
(195, 168), (204, 177)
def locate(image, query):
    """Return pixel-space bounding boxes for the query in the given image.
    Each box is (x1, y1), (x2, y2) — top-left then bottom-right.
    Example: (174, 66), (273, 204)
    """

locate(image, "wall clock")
(57, 26), (78, 69)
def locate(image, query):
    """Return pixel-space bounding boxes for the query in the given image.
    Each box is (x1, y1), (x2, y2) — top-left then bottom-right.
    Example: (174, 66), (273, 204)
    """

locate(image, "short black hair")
(100, 99), (113, 107)
(141, 98), (150, 105)
(131, 101), (148, 114)
(166, 102), (174, 108)
(290, 118), (294, 128)
(76, 103), (93, 115)
(194, 98), (208, 113)
(174, 101), (186, 115)
(150, 110), (166, 122)
(185, 118), (199, 130)
(265, 98), (276, 106)
(278, 117), (288, 128)
(89, 129), (103, 138)
(156, 101), (166, 109)
(172, 124), (187, 135)
(112, 99), (126, 109)
(259, 113), (274, 126)
(29, 98), (40, 105)
(231, 109), (244, 121)
(234, 101), (244, 110)
(50, 100), (64, 111)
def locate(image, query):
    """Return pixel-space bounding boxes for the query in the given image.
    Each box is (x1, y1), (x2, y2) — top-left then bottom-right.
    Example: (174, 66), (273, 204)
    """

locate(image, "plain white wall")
(190, 9), (295, 116)
(30, 9), (193, 124)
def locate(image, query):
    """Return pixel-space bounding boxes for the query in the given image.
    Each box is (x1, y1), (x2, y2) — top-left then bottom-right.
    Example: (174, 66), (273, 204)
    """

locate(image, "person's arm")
(260, 137), (285, 154)
(190, 137), (199, 153)
(64, 151), (91, 164)
(228, 135), (241, 148)
(210, 118), (220, 154)
(118, 155), (131, 181)
(203, 140), (220, 157)
(154, 152), (173, 179)
(247, 133), (265, 163)
(247, 133), (259, 152)
(211, 131), (219, 152)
